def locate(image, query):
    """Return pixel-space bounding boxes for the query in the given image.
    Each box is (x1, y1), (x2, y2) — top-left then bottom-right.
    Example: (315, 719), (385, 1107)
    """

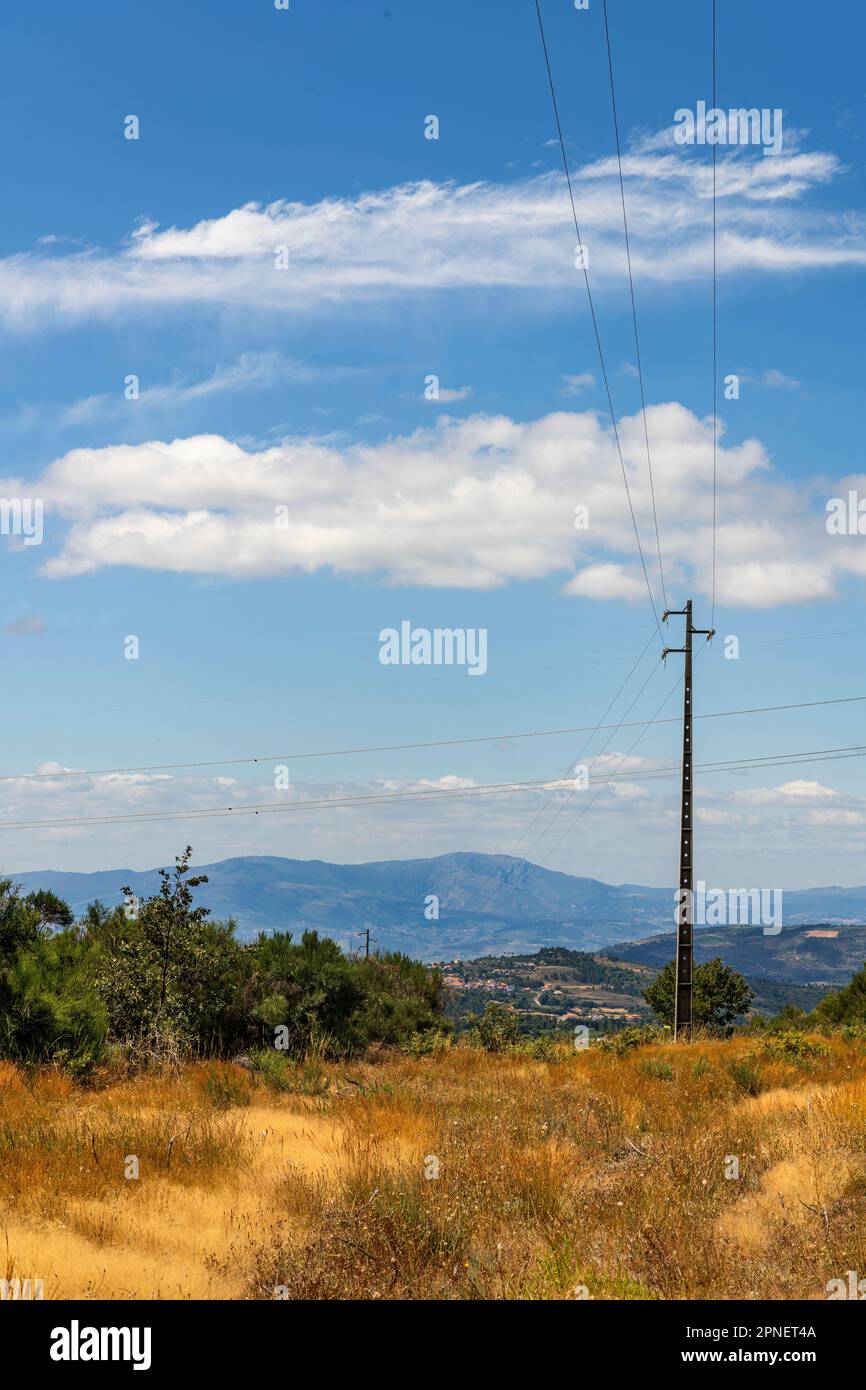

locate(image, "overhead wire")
(1, 739), (864, 835)
(534, 0), (664, 638)
(601, 0), (668, 610)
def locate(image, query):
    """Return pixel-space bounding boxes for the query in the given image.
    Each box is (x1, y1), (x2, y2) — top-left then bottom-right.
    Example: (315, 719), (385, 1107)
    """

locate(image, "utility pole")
(356, 927), (376, 959)
(662, 600), (714, 1040)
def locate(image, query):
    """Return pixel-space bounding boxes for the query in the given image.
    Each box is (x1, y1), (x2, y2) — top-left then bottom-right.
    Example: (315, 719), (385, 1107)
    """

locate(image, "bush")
(641, 1059), (674, 1080)
(202, 1064), (253, 1109)
(0, 847), (446, 1073)
(248, 1047), (330, 1096)
(246, 932), (446, 1058)
(402, 1028), (451, 1058)
(463, 1001), (522, 1052)
(813, 961), (866, 1029)
(0, 928), (108, 1069)
(594, 1025), (665, 1055)
(521, 1035), (558, 1061)
(93, 849), (247, 1055)
(727, 1057), (764, 1095)
(759, 1031), (829, 1063)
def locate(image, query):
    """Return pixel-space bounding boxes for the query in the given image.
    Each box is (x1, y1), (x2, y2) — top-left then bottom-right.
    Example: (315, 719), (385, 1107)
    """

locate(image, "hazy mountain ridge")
(11, 852), (866, 972)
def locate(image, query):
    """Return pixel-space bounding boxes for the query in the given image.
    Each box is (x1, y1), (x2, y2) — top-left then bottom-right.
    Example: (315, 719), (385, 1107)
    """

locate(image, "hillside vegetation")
(0, 849), (444, 1070)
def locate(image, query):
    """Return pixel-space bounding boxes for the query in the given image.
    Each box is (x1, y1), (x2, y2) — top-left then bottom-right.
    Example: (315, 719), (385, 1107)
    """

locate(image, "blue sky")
(1, 0), (865, 890)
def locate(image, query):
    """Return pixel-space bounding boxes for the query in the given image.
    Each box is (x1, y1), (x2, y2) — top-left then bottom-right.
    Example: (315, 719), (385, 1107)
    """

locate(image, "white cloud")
(563, 563), (647, 603)
(738, 367), (801, 391)
(696, 807), (742, 825)
(429, 386), (473, 403)
(0, 134), (861, 330)
(63, 352), (320, 423)
(560, 372), (597, 396)
(762, 368), (801, 389)
(0, 354), (334, 434)
(805, 808), (865, 827)
(1, 755), (860, 881)
(734, 779), (840, 805)
(6, 401), (865, 607)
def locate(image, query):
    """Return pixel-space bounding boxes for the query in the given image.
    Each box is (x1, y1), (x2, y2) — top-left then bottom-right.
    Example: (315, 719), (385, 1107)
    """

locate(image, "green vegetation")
(0, 847), (446, 1070)
(643, 956), (754, 1034)
(3, 848), (865, 1077)
(595, 1024), (665, 1054)
(813, 960), (866, 1028)
(463, 1000), (523, 1052)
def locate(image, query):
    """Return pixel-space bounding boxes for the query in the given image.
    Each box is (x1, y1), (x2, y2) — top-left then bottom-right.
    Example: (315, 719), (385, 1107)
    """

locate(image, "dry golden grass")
(2, 1037), (866, 1300)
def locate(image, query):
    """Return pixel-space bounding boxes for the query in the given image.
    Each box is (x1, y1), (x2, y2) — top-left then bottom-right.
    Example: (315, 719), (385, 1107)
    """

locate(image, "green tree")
(245, 931), (446, 1056)
(0, 882), (107, 1068)
(93, 847), (245, 1051)
(813, 961), (866, 1028)
(463, 1000), (523, 1052)
(644, 956), (753, 1034)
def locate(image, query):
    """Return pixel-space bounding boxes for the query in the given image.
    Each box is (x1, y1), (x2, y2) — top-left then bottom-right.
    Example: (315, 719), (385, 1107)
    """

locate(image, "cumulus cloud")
(7, 400), (864, 607)
(0, 134), (861, 330)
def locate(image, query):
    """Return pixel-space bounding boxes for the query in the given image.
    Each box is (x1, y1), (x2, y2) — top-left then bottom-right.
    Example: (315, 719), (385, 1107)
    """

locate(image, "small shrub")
(463, 1002), (522, 1053)
(202, 1064), (252, 1109)
(402, 1028), (451, 1058)
(759, 1031), (829, 1063)
(640, 1059), (674, 1081)
(249, 1048), (330, 1097)
(594, 1025), (664, 1056)
(727, 1057), (764, 1096)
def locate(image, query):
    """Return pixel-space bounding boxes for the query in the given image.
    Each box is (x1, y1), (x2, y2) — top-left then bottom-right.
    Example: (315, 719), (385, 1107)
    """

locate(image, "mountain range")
(12, 851), (866, 970)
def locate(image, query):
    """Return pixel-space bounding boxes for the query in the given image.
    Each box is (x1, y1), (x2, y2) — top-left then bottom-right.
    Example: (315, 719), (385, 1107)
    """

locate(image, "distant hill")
(10, 852), (866, 974)
(612, 923), (866, 985)
(442, 946), (832, 1029)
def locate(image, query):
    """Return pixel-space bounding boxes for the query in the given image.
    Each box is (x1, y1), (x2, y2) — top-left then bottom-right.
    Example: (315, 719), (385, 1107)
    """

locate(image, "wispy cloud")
(62, 352), (320, 425)
(427, 385), (473, 403)
(737, 366), (802, 391)
(3, 615), (46, 636)
(0, 133), (860, 331)
(0, 353), (338, 434)
(560, 372), (597, 396)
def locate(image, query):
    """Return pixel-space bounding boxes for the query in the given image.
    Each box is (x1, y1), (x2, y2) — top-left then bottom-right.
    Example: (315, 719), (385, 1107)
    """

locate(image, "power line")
(480, 628), (657, 874)
(601, 0), (668, 610)
(741, 626), (866, 647)
(517, 653), (667, 866)
(471, 633), (664, 915)
(534, 0), (663, 638)
(1, 741), (863, 835)
(537, 653), (688, 865)
(4, 689), (865, 785)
